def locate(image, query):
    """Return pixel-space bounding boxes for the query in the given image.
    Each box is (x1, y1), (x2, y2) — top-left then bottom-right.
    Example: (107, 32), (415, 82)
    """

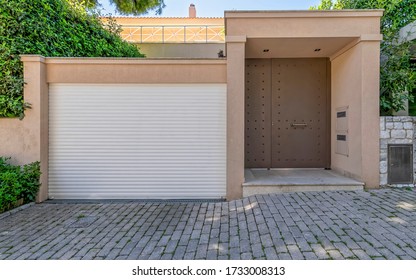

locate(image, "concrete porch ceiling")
(245, 37), (358, 58)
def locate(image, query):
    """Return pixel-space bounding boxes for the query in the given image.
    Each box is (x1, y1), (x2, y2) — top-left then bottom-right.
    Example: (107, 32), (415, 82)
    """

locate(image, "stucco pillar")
(360, 37), (381, 188)
(226, 36), (246, 200)
(20, 55), (49, 202)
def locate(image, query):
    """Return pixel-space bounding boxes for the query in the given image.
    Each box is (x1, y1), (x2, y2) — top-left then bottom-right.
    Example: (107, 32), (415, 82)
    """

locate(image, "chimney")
(189, 4), (196, 18)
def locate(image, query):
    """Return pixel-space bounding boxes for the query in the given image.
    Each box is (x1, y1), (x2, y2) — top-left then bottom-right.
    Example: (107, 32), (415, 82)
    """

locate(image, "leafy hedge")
(0, 0), (143, 118)
(0, 158), (41, 213)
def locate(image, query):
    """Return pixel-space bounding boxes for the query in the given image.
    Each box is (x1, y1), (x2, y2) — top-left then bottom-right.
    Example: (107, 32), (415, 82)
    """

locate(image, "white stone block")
(407, 130), (414, 138)
(380, 174), (388, 186)
(380, 139), (388, 147)
(393, 122), (404, 129)
(386, 122), (394, 129)
(380, 117), (385, 130)
(391, 130), (406, 139)
(404, 122), (413, 129)
(390, 139), (410, 144)
(380, 130), (390, 139)
(380, 151), (387, 161)
(380, 161), (388, 174)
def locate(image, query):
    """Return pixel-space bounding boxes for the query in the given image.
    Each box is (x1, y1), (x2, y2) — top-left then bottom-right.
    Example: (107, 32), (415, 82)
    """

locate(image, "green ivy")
(0, 158), (41, 213)
(0, 0), (143, 118)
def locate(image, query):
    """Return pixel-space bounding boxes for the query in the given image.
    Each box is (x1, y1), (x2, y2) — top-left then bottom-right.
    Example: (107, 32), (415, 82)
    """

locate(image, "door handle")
(291, 123), (307, 128)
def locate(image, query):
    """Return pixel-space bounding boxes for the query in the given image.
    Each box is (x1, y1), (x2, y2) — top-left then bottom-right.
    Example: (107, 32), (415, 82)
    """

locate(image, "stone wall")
(380, 116), (416, 186)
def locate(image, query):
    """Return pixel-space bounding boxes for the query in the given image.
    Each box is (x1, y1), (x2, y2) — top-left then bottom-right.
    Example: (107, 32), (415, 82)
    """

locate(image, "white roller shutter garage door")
(49, 84), (226, 199)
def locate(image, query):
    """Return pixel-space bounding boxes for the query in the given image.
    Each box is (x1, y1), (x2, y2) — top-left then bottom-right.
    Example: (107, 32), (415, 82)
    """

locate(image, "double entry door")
(245, 58), (329, 168)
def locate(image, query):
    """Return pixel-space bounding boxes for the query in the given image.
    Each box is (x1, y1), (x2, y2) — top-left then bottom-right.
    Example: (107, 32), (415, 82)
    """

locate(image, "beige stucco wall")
(137, 43), (225, 58)
(0, 56), (48, 202)
(45, 58), (226, 84)
(331, 40), (380, 187)
(360, 41), (381, 188)
(331, 45), (363, 179)
(0, 119), (27, 165)
(226, 36), (247, 200)
(225, 10), (382, 38)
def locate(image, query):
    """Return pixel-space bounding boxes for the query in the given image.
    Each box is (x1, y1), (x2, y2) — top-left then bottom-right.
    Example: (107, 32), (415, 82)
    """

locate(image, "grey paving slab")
(277, 252), (292, 260)
(0, 189), (415, 260)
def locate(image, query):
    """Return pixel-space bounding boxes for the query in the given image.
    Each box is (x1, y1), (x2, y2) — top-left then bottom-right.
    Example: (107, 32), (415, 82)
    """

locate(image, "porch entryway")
(243, 169), (364, 196)
(244, 58), (338, 194)
(225, 10), (382, 198)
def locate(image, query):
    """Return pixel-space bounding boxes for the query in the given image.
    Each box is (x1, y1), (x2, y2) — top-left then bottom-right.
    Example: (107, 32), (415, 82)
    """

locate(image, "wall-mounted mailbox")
(336, 106), (348, 156)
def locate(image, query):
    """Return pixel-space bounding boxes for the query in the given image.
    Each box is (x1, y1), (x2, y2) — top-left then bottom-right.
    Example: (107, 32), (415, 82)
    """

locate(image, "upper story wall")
(102, 17), (225, 58)
(107, 17), (225, 44)
(137, 43), (225, 58)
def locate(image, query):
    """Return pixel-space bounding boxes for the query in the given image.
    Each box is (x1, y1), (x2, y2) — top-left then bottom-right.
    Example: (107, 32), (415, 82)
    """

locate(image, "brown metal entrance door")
(271, 58), (329, 168)
(245, 59), (272, 168)
(245, 58), (329, 168)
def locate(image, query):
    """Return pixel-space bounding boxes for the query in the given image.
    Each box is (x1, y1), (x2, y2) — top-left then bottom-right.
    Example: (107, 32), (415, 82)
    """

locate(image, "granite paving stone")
(277, 252), (292, 260)
(327, 249), (344, 260)
(251, 243), (264, 258)
(172, 245), (187, 260)
(311, 243), (330, 259)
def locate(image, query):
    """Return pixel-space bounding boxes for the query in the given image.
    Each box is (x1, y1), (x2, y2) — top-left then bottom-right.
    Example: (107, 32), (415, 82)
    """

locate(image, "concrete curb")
(0, 202), (35, 220)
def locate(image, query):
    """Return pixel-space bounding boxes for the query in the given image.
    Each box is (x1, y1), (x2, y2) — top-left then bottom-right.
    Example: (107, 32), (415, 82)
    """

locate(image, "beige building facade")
(225, 10), (382, 199)
(0, 10), (383, 201)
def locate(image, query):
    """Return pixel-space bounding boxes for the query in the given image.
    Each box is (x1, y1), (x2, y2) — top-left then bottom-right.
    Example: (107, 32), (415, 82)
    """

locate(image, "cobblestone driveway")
(1, 189), (416, 260)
